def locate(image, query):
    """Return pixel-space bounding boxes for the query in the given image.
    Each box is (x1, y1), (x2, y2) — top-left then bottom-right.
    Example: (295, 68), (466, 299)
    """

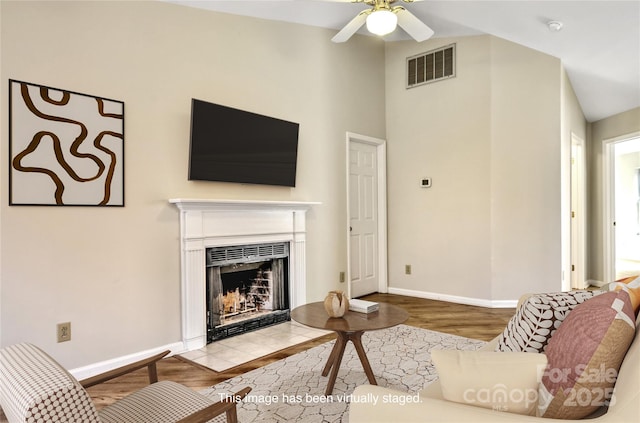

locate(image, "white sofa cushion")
(431, 349), (547, 416)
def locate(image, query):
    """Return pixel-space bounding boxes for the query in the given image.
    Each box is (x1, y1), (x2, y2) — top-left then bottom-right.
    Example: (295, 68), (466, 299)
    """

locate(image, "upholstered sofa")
(350, 283), (640, 422)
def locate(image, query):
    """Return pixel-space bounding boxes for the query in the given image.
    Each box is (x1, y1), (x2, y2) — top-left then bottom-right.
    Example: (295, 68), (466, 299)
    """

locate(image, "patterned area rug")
(200, 325), (486, 422)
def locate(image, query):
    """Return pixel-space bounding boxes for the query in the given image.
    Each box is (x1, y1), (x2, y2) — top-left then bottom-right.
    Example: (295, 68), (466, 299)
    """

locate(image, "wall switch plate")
(421, 177), (432, 188)
(405, 265), (412, 275)
(57, 322), (71, 343)
(339, 271), (345, 283)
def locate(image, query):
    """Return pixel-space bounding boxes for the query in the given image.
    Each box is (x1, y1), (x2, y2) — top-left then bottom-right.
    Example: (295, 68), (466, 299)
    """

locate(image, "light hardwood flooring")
(0, 294), (515, 420)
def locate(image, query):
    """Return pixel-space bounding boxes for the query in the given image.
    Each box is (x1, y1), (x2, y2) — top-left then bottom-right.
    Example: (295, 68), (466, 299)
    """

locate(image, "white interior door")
(348, 139), (381, 298)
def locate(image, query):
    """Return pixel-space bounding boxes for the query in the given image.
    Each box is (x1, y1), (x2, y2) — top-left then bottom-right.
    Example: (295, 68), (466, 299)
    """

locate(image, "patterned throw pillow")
(609, 275), (640, 314)
(538, 290), (636, 419)
(496, 291), (602, 353)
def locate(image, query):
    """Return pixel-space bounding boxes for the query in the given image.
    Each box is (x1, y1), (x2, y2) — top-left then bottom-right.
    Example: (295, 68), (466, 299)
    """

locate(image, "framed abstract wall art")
(9, 79), (125, 206)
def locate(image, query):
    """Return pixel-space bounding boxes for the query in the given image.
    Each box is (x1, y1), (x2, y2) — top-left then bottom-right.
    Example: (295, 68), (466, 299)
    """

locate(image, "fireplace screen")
(206, 242), (290, 341)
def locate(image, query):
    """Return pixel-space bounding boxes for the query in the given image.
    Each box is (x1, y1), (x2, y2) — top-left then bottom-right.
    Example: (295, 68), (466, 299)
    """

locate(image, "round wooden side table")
(291, 301), (409, 395)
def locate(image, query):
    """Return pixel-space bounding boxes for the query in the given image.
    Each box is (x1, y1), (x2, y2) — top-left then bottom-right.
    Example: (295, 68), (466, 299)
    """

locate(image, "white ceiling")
(166, 0), (640, 122)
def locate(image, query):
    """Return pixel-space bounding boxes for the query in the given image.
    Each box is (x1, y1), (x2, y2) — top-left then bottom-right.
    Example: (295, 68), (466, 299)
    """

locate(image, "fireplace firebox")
(206, 242), (290, 342)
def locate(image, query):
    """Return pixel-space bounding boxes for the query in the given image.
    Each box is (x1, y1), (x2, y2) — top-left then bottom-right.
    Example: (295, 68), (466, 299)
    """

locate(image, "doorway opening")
(604, 134), (640, 282)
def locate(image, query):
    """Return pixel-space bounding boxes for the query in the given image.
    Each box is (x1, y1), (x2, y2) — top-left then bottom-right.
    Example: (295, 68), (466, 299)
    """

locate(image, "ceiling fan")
(330, 0), (434, 43)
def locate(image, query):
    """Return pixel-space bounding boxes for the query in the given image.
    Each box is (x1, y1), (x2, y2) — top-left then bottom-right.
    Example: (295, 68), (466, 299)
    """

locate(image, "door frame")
(570, 133), (587, 289)
(603, 131), (640, 283)
(345, 132), (388, 297)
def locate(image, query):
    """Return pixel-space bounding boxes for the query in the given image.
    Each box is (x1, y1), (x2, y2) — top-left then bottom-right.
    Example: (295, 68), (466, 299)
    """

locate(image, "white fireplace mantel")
(170, 198), (319, 351)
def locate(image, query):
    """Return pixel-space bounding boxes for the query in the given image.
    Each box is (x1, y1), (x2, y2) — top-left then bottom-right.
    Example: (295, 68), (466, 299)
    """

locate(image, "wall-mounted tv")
(188, 99), (299, 187)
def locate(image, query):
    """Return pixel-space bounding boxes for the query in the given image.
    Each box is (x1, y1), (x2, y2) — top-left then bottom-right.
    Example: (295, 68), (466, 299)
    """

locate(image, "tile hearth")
(180, 321), (329, 372)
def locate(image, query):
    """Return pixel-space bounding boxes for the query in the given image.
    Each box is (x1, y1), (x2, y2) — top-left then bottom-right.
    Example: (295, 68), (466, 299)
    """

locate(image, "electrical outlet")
(339, 272), (345, 283)
(405, 265), (412, 275)
(57, 322), (71, 343)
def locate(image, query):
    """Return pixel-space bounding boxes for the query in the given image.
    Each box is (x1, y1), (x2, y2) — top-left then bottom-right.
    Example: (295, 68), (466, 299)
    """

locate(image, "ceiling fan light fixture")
(366, 9), (398, 36)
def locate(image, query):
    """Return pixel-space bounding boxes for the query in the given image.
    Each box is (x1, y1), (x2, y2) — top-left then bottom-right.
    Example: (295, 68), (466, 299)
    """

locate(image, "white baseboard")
(587, 279), (607, 288)
(387, 287), (518, 308)
(69, 341), (185, 381)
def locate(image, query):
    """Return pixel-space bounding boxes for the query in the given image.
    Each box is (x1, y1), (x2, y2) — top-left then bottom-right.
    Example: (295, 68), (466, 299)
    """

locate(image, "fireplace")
(170, 199), (319, 351)
(206, 242), (290, 341)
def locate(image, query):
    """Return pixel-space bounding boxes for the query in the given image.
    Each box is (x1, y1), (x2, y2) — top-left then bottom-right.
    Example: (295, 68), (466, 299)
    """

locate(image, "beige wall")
(1, 0), (599, 372)
(588, 107), (640, 282)
(0, 1), (386, 369)
(385, 35), (564, 303)
(385, 36), (493, 301)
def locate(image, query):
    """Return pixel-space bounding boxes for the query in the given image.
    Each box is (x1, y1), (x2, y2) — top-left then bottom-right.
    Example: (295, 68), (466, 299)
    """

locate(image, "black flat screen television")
(188, 99), (299, 187)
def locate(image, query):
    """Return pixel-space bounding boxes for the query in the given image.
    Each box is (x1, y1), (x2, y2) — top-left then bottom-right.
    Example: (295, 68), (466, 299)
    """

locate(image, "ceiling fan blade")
(331, 11), (369, 43)
(396, 7), (434, 42)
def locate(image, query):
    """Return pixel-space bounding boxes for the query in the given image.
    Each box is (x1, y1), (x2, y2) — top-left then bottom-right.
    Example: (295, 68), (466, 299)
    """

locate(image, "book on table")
(349, 299), (379, 313)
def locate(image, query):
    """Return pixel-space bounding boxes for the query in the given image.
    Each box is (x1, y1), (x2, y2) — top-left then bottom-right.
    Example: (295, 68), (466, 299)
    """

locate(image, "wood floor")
(0, 294), (515, 420)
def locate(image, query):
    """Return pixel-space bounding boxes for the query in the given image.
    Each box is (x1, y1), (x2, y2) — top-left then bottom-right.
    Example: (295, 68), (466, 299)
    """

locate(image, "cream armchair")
(0, 343), (251, 423)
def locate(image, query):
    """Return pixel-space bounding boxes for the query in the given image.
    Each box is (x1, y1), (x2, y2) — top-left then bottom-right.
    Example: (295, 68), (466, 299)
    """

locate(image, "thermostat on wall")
(421, 177), (432, 188)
